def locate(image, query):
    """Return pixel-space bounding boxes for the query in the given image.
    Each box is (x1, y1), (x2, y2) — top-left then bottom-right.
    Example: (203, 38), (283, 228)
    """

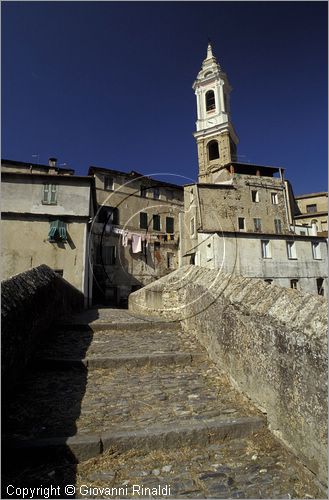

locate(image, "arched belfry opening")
(208, 140), (219, 161)
(205, 90), (215, 111)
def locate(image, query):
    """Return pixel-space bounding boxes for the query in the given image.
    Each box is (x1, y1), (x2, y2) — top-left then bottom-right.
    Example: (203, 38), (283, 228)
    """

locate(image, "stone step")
(35, 326), (195, 361)
(37, 352), (205, 370)
(4, 362), (261, 444)
(4, 429), (325, 499)
(4, 416), (265, 463)
(58, 321), (181, 332)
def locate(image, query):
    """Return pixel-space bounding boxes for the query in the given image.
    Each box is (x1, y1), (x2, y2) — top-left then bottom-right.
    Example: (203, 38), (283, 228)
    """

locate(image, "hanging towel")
(132, 234), (142, 253)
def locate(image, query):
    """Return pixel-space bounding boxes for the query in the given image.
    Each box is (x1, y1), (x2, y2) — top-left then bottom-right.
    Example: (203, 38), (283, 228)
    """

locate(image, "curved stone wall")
(129, 265), (328, 486)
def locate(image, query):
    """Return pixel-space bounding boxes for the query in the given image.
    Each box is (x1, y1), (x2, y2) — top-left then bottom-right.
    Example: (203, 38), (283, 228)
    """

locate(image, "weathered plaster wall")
(196, 232), (328, 296)
(129, 265), (328, 485)
(1, 219), (87, 292)
(1, 265), (84, 390)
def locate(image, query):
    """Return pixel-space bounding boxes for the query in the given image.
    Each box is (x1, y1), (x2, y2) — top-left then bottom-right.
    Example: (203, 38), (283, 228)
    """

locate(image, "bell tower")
(193, 43), (239, 183)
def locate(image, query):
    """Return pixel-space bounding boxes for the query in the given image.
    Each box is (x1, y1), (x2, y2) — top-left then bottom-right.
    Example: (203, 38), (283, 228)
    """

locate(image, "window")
(154, 242), (160, 252)
(153, 214), (161, 231)
(190, 217), (195, 236)
(238, 217), (245, 231)
(290, 279), (298, 290)
(96, 245), (116, 265)
(274, 219), (282, 234)
(43, 184), (57, 205)
(271, 193), (278, 204)
(141, 240), (147, 257)
(140, 212), (148, 230)
(167, 252), (174, 269)
(166, 217), (174, 234)
(104, 176), (113, 191)
(316, 278), (324, 296)
(48, 220), (67, 242)
(97, 206), (119, 225)
(251, 190), (259, 203)
(306, 204), (317, 213)
(53, 269), (63, 277)
(140, 185), (147, 198)
(253, 218), (262, 232)
(153, 187), (160, 199)
(205, 90), (215, 111)
(261, 240), (271, 259)
(312, 242), (321, 260)
(206, 243), (212, 261)
(264, 279), (273, 285)
(208, 140), (219, 161)
(287, 241), (297, 259)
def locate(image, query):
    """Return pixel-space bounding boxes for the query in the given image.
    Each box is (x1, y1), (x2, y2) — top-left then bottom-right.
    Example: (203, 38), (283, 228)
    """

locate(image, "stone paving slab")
(62, 308), (170, 326)
(74, 428), (325, 499)
(4, 362), (260, 441)
(36, 326), (197, 360)
(3, 429), (325, 499)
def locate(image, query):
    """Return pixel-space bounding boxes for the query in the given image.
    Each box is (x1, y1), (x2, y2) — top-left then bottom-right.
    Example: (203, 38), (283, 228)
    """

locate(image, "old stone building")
(1, 158), (95, 305)
(88, 166), (184, 306)
(180, 43), (328, 297)
(293, 192), (328, 236)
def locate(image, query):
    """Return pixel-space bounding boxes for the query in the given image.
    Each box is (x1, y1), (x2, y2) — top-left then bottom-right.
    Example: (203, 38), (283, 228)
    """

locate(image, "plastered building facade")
(1, 159), (95, 305)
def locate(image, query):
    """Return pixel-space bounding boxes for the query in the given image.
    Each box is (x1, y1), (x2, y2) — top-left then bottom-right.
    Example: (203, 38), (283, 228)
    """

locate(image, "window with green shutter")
(48, 220), (67, 242)
(43, 184), (58, 204)
(140, 212), (148, 229)
(166, 217), (174, 233)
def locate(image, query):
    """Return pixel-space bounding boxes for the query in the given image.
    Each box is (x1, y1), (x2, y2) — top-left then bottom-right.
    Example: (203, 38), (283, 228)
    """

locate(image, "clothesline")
(104, 224), (175, 253)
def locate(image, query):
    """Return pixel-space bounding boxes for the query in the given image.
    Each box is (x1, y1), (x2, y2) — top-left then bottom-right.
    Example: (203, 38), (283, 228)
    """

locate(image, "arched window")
(208, 140), (219, 161)
(205, 90), (215, 111)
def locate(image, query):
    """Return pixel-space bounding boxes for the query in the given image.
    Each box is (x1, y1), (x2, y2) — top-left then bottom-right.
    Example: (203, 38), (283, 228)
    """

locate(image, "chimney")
(48, 157), (57, 168)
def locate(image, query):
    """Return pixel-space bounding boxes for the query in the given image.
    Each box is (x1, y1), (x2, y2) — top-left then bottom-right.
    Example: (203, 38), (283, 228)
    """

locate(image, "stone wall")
(2, 265), (84, 390)
(129, 265), (328, 485)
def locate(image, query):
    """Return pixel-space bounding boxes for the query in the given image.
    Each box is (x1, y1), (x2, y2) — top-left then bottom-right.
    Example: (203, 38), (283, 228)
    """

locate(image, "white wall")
(196, 232), (328, 297)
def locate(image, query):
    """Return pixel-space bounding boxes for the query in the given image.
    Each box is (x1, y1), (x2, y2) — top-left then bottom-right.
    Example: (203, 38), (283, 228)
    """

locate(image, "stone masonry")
(129, 266), (328, 488)
(3, 308), (325, 499)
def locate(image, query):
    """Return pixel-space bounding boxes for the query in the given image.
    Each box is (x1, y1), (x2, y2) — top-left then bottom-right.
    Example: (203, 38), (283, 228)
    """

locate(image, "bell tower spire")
(193, 43), (239, 183)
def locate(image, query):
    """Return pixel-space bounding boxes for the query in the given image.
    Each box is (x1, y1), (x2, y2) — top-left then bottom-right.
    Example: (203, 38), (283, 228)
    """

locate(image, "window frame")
(43, 184), (58, 205)
(290, 279), (299, 290)
(312, 241), (321, 260)
(104, 176), (114, 191)
(306, 204), (317, 213)
(261, 239), (271, 259)
(140, 212), (148, 230)
(205, 90), (216, 112)
(140, 185), (147, 198)
(208, 140), (219, 161)
(251, 190), (259, 203)
(253, 218), (262, 232)
(238, 217), (245, 231)
(271, 192), (278, 205)
(287, 241), (297, 260)
(165, 216), (174, 234)
(274, 218), (282, 234)
(153, 214), (161, 231)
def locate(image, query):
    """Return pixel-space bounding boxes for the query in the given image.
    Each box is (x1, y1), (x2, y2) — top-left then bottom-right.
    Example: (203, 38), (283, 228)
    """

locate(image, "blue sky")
(2, 1), (328, 195)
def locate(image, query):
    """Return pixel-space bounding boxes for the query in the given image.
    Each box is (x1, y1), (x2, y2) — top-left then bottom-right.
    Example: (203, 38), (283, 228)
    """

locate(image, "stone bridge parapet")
(129, 265), (328, 486)
(2, 265), (84, 391)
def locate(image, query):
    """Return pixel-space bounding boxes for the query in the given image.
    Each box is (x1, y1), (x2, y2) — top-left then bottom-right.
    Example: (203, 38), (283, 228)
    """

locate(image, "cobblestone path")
(3, 309), (324, 499)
